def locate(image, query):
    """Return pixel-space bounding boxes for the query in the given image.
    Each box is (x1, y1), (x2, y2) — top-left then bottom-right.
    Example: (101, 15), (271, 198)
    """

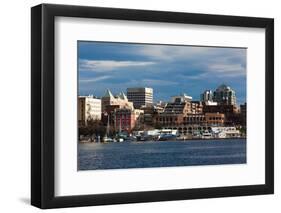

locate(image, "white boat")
(157, 129), (178, 141)
(211, 127), (240, 139)
(118, 138), (124, 142)
(103, 136), (114, 143)
(201, 131), (213, 139)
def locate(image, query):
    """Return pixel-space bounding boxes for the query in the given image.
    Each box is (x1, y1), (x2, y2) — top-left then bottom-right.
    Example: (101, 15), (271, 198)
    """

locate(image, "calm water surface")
(78, 139), (246, 170)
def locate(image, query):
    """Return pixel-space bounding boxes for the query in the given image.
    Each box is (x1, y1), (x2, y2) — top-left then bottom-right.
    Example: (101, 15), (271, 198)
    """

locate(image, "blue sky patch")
(78, 41), (246, 105)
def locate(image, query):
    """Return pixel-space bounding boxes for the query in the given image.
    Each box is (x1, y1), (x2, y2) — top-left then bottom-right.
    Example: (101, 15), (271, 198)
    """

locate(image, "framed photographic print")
(31, 4), (274, 209)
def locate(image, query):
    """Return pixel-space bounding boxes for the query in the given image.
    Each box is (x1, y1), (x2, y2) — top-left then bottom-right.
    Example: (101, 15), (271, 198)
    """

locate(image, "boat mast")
(106, 113), (110, 137)
(119, 116), (121, 134)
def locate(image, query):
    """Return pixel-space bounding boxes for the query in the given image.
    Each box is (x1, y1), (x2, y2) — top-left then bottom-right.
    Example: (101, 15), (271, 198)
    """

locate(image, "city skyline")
(78, 41), (246, 105)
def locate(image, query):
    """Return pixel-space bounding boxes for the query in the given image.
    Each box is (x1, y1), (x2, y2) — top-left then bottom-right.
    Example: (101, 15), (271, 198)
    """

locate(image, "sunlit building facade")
(78, 95), (101, 126)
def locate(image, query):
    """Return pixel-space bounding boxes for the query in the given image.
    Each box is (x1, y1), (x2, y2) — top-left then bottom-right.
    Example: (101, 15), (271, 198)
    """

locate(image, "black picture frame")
(31, 3), (274, 209)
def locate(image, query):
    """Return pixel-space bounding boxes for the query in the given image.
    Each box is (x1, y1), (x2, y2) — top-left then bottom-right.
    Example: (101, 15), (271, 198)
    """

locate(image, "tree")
(79, 118), (106, 141)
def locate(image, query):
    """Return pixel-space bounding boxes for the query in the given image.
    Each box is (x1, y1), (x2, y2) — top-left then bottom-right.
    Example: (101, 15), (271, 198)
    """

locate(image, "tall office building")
(213, 84), (237, 106)
(127, 87), (153, 109)
(201, 90), (213, 102)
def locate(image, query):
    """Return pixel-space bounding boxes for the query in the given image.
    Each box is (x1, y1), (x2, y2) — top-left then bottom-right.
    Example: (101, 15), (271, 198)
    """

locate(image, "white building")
(78, 95), (101, 125)
(127, 87), (153, 109)
(171, 93), (192, 103)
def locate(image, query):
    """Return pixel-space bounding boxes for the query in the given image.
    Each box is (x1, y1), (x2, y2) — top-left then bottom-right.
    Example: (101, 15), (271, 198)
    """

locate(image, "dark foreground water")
(78, 139), (246, 170)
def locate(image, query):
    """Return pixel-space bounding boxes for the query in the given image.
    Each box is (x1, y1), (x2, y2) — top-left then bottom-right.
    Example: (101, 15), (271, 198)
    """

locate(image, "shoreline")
(79, 137), (246, 144)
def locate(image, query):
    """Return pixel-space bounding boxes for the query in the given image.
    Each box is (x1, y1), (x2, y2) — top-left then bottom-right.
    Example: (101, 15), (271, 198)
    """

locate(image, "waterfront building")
(183, 114), (206, 125)
(183, 113), (224, 126)
(213, 84), (237, 106)
(78, 95), (101, 126)
(205, 112), (225, 126)
(155, 97), (186, 126)
(156, 113), (184, 127)
(101, 89), (134, 111)
(162, 100), (202, 115)
(155, 107), (186, 126)
(163, 102), (190, 114)
(190, 101), (203, 114)
(140, 105), (164, 127)
(155, 94), (204, 127)
(156, 111), (225, 135)
(203, 104), (238, 114)
(203, 104), (240, 125)
(201, 90), (213, 102)
(101, 89), (134, 128)
(114, 108), (135, 133)
(127, 87), (153, 109)
(114, 108), (144, 133)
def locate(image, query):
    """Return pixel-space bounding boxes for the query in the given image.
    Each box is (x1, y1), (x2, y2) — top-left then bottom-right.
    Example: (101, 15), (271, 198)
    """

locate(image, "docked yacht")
(211, 127), (240, 139)
(201, 130), (213, 139)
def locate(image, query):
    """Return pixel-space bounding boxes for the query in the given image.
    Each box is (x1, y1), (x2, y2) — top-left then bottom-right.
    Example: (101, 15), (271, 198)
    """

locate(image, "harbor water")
(78, 139), (246, 170)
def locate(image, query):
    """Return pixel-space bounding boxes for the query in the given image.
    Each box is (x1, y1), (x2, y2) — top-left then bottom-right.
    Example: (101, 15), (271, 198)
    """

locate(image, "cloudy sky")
(78, 41), (246, 105)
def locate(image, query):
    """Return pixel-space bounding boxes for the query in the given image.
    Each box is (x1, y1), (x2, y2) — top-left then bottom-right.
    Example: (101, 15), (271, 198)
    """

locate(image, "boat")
(103, 136), (114, 143)
(201, 130), (213, 139)
(192, 131), (201, 139)
(117, 138), (124, 142)
(211, 127), (241, 139)
(158, 133), (177, 141)
(127, 136), (137, 142)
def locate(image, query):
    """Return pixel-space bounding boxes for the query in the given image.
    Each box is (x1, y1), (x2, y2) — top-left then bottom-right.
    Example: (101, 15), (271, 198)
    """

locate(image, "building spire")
(120, 92), (128, 101)
(104, 89), (114, 99)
